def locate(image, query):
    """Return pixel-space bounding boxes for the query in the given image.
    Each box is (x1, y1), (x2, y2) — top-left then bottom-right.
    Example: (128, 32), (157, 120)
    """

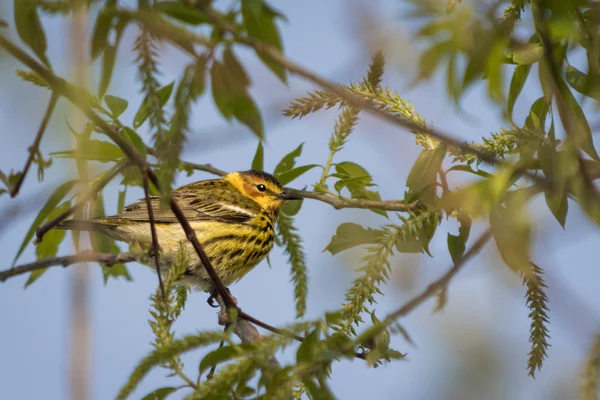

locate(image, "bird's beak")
(277, 191), (303, 200)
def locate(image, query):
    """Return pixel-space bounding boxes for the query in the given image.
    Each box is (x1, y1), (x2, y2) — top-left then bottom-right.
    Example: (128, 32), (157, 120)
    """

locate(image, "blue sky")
(1, 1), (600, 399)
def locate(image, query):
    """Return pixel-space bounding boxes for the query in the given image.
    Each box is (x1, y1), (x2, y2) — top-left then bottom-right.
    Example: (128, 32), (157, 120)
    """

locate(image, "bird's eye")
(256, 184), (267, 192)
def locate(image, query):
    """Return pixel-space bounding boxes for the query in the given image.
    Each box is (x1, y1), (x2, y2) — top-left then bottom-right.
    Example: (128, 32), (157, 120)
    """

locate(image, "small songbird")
(57, 170), (302, 305)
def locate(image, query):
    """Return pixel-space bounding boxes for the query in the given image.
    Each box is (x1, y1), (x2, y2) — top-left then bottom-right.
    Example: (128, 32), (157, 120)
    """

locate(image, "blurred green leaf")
(406, 144), (446, 202)
(490, 201), (531, 275)
(241, 0), (287, 83)
(51, 140), (125, 163)
(14, 180), (77, 266)
(99, 45), (117, 100)
(199, 346), (242, 374)
(190, 56), (208, 99)
(14, 0), (50, 67)
(210, 59), (264, 138)
(154, 1), (208, 25)
(118, 188), (127, 214)
(274, 143), (303, 175)
(447, 213), (471, 263)
(565, 64), (600, 101)
(122, 127), (148, 159)
(324, 223), (384, 255)
(104, 95), (129, 118)
(140, 387), (177, 400)
(524, 96), (550, 132)
(91, 10), (113, 60)
(252, 141), (264, 171)
(91, 193), (132, 283)
(446, 164), (493, 179)
(539, 140), (568, 228)
(276, 165), (318, 186)
(508, 65), (531, 121)
(282, 197), (303, 216)
(134, 82), (175, 129)
(562, 85), (599, 160)
(26, 201), (71, 287)
(296, 329), (319, 364)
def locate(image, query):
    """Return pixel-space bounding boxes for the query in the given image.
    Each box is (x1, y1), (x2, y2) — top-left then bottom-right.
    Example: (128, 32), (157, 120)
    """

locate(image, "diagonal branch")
(10, 92), (59, 197)
(0, 251), (136, 282)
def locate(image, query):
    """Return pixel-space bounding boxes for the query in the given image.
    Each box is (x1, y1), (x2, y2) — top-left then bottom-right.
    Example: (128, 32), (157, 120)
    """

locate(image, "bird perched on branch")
(57, 170), (302, 305)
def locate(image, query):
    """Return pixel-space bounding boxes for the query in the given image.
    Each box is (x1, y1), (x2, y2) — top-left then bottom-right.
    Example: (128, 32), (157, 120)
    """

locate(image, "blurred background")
(1, 0), (599, 399)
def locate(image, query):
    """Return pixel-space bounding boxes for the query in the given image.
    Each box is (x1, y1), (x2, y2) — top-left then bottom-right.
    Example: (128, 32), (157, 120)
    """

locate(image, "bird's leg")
(206, 287), (232, 308)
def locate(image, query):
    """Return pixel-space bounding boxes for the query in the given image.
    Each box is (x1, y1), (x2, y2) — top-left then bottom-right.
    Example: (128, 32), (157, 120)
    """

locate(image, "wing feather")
(101, 179), (259, 224)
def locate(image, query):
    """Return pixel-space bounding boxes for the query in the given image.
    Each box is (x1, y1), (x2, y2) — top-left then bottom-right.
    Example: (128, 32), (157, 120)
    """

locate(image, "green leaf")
(539, 141), (568, 228)
(104, 95), (129, 118)
(98, 17), (127, 99)
(118, 188), (127, 214)
(154, 1), (208, 25)
(140, 387), (177, 400)
(190, 56), (208, 99)
(276, 164), (318, 186)
(91, 193), (132, 283)
(210, 60), (264, 138)
(446, 164), (494, 179)
(562, 85), (599, 160)
(222, 47), (250, 88)
(241, 0), (287, 83)
(274, 143), (303, 175)
(134, 82), (175, 129)
(14, 180), (77, 266)
(14, 0), (50, 67)
(51, 140), (125, 163)
(91, 10), (113, 60)
(447, 214), (471, 263)
(296, 329), (319, 364)
(490, 202), (531, 275)
(282, 198), (303, 216)
(198, 346), (242, 374)
(565, 64), (600, 102)
(406, 144), (446, 202)
(524, 96), (550, 132)
(252, 141), (264, 171)
(335, 161), (372, 181)
(323, 223), (384, 255)
(26, 201), (71, 287)
(99, 45), (117, 100)
(508, 64), (531, 121)
(122, 127), (148, 159)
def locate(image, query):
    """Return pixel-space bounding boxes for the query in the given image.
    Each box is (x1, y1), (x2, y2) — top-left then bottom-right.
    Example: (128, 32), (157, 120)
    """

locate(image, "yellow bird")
(58, 170), (302, 305)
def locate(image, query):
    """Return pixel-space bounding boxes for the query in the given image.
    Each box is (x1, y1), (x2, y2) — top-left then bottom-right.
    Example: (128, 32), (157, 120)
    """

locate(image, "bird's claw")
(206, 287), (232, 308)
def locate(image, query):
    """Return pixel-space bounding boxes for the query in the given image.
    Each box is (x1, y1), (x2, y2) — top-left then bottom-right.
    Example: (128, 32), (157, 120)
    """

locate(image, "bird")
(56, 169), (302, 306)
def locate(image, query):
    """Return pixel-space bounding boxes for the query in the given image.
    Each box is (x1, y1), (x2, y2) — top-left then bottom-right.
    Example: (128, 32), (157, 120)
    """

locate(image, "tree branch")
(0, 251), (137, 282)
(10, 92), (59, 197)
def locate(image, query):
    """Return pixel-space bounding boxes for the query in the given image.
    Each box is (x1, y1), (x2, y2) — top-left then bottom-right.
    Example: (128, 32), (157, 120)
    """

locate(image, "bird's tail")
(56, 219), (110, 233)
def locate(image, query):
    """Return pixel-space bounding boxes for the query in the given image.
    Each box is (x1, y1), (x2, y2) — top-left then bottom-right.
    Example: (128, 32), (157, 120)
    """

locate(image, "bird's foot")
(206, 287), (232, 308)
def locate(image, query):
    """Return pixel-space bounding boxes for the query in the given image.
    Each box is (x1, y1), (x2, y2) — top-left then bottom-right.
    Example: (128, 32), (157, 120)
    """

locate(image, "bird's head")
(224, 170), (302, 218)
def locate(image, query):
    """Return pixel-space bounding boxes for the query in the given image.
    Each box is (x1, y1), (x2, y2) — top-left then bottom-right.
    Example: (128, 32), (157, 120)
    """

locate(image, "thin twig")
(0, 251), (136, 282)
(35, 162), (127, 242)
(141, 168), (166, 302)
(10, 92), (59, 197)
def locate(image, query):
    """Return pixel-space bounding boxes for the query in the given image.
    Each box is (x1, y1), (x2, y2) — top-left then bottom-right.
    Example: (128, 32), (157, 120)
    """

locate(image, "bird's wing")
(102, 180), (259, 224)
